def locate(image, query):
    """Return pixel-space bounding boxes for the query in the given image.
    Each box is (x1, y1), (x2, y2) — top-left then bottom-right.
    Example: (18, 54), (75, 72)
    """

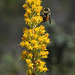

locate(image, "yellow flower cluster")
(20, 25), (50, 74)
(20, 25), (50, 51)
(36, 59), (48, 73)
(23, 0), (43, 27)
(19, 0), (51, 75)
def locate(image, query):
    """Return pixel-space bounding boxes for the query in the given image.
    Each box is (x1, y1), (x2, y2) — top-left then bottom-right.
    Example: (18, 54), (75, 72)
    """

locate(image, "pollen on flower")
(24, 41), (30, 47)
(30, 40), (37, 45)
(46, 39), (50, 44)
(40, 25), (45, 30)
(33, 34), (38, 39)
(26, 8), (32, 14)
(36, 0), (42, 5)
(43, 67), (48, 73)
(23, 4), (28, 9)
(22, 50), (27, 55)
(36, 6), (42, 13)
(42, 55), (48, 58)
(27, 69), (32, 75)
(45, 51), (50, 55)
(38, 37), (43, 43)
(28, 63), (33, 68)
(37, 66), (44, 72)
(32, 16), (37, 22)
(24, 13), (28, 18)
(23, 27), (28, 33)
(28, 45), (33, 50)
(26, 59), (31, 64)
(36, 59), (41, 63)
(40, 51), (46, 56)
(32, 5), (36, 9)
(41, 44), (46, 50)
(34, 45), (39, 50)
(20, 41), (25, 47)
(40, 61), (46, 66)
(25, 18), (31, 23)
(26, 0), (32, 4)
(28, 53), (33, 58)
(23, 33), (28, 38)
(45, 33), (49, 37)
(40, 30), (45, 34)
(21, 55), (25, 60)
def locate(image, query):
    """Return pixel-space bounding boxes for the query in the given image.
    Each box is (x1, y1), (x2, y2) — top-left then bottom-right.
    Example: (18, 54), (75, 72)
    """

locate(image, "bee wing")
(49, 14), (51, 24)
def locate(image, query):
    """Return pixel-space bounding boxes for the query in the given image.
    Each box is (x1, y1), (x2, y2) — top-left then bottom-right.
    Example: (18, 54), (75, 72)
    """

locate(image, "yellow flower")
(38, 37), (43, 43)
(46, 39), (50, 44)
(35, 27), (39, 33)
(28, 29), (33, 33)
(21, 37), (25, 41)
(40, 51), (45, 56)
(40, 61), (46, 66)
(45, 51), (49, 55)
(44, 38), (50, 44)
(38, 45), (41, 49)
(28, 53), (33, 58)
(23, 27), (28, 33)
(32, 5), (36, 9)
(41, 44), (46, 50)
(40, 25), (45, 30)
(23, 4), (28, 9)
(20, 41), (25, 47)
(37, 66), (44, 72)
(27, 69), (32, 75)
(37, 16), (43, 23)
(39, 16), (43, 22)
(26, 8), (32, 14)
(25, 18), (31, 23)
(26, 59), (31, 64)
(36, 9), (41, 13)
(40, 30), (45, 34)
(45, 33), (49, 37)
(38, 6), (43, 10)
(33, 34), (38, 39)
(32, 16), (37, 22)
(43, 67), (48, 73)
(24, 13), (28, 18)
(28, 45), (33, 50)
(23, 33), (28, 38)
(31, 40), (37, 45)
(26, 0), (32, 4)
(37, 59), (41, 63)
(22, 50), (27, 55)
(21, 55), (25, 60)
(36, 6), (42, 13)
(43, 37), (50, 44)
(42, 55), (48, 58)
(36, 0), (42, 5)
(34, 45), (39, 50)
(30, 33), (33, 38)
(28, 63), (33, 68)
(24, 41), (30, 47)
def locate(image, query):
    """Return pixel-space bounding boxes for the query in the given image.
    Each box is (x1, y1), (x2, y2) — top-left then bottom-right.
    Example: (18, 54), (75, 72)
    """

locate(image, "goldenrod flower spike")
(19, 0), (51, 75)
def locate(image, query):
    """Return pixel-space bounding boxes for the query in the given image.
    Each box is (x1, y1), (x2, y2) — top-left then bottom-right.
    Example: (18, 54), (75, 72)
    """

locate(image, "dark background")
(0, 0), (75, 75)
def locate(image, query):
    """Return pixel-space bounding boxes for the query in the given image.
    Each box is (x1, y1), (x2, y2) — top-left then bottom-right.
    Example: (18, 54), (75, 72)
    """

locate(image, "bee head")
(44, 8), (50, 12)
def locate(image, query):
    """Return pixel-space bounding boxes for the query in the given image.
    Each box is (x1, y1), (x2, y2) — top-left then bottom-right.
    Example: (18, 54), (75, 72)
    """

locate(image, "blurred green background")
(0, 0), (75, 75)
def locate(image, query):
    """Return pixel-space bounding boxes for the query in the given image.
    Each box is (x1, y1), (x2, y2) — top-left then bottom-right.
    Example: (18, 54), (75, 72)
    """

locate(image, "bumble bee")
(41, 8), (51, 24)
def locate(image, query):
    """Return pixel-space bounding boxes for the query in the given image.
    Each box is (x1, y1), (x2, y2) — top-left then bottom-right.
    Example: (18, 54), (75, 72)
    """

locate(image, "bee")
(41, 8), (51, 24)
